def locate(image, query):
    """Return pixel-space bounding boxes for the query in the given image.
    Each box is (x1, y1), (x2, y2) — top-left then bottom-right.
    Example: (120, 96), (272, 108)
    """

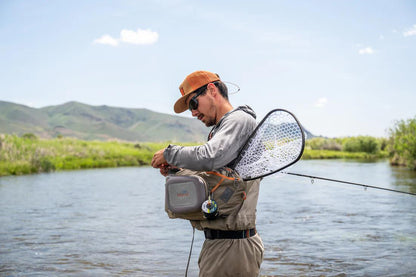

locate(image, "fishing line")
(185, 227), (195, 277)
(283, 171), (416, 196)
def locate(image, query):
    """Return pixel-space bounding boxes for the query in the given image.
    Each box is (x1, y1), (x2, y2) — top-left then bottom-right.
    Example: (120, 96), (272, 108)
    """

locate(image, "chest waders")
(164, 109), (305, 276)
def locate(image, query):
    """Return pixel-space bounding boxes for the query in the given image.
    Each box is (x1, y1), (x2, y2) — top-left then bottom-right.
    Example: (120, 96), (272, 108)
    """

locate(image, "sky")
(0, 0), (415, 138)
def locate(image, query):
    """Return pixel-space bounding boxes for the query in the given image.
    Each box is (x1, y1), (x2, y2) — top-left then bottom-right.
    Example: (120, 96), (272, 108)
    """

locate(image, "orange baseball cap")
(174, 70), (220, 113)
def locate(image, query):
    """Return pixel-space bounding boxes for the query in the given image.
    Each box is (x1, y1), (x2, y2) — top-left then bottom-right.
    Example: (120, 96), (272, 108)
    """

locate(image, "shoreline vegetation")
(0, 134), (173, 177)
(0, 133), (404, 177)
(2, 115), (414, 177)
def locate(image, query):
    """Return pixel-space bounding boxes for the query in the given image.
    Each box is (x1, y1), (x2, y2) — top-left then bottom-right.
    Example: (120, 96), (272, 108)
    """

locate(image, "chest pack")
(165, 175), (207, 215)
(165, 168), (246, 221)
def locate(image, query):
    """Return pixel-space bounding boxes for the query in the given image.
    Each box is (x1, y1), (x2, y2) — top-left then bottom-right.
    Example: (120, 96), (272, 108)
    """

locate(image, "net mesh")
(234, 109), (304, 180)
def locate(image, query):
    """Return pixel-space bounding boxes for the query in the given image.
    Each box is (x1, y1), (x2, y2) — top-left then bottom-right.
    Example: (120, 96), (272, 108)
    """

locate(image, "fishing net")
(233, 109), (305, 180)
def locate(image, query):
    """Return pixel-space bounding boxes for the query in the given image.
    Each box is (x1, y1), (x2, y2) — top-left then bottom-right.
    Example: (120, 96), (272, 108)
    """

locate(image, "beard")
(199, 98), (217, 127)
(205, 119), (216, 127)
(199, 113), (216, 127)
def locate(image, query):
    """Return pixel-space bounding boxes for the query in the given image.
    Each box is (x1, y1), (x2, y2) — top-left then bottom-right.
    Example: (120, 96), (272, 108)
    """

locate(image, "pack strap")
(206, 171), (240, 194)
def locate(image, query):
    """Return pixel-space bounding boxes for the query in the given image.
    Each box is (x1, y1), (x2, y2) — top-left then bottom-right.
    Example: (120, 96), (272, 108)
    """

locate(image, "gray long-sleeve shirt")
(164, 105), (257, 171)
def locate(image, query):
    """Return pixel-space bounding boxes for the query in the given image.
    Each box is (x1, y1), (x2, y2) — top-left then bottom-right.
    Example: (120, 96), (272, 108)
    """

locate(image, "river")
(0, 160), (415, 276)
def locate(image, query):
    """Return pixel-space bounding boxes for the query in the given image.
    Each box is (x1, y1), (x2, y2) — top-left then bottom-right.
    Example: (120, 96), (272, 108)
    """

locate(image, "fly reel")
(201, 195), (218, 220)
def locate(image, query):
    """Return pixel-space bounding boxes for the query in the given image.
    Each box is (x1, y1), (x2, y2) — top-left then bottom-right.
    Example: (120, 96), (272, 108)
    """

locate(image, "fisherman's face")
(187, 87), (217, 127)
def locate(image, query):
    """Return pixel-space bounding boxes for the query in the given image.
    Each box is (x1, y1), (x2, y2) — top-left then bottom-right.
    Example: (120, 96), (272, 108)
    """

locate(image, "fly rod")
(284, 172), (416, 196)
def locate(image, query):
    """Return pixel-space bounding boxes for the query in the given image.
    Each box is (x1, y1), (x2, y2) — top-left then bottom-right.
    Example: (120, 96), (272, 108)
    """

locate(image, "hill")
(0, 101), (209, 142)
(0, 100), (315, 142)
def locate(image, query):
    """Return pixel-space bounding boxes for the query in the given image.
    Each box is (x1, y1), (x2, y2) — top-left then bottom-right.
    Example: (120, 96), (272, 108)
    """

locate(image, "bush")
(306, 137), (342, 151)
(21, 133), (38, 140)
(379, 137), (389, 151)
(30, 157), (56, 173)
(342, 136), (380, 154)
(388, 117), (416, 169)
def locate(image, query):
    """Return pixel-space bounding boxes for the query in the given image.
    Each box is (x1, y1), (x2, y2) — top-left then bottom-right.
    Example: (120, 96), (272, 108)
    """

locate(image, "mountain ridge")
(0, 100), (209, 142)
(0, 100), (315, 142)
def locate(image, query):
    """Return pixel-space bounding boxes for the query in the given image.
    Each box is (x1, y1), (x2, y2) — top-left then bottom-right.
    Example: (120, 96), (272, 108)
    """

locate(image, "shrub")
(21, 133), (38, 140)
(342, 136), (380, 154)
(388, 117), (416, 169)
(306, 137), (342, 151)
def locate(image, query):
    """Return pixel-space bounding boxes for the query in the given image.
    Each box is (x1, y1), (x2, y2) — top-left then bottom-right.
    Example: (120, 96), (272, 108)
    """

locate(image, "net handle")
(232, 108), (306, 181)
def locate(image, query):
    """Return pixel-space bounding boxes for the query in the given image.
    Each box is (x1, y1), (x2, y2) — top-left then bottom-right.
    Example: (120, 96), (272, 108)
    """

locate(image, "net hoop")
(233, 109), (305, 181)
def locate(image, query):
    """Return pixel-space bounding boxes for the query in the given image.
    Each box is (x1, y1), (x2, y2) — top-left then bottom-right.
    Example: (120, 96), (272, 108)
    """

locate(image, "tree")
(388, 117), (416, 170)
(342, 136), (380, 154)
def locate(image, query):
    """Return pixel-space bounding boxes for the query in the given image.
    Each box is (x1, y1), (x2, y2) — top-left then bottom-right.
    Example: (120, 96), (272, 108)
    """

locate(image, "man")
(151, 70), (264, 277)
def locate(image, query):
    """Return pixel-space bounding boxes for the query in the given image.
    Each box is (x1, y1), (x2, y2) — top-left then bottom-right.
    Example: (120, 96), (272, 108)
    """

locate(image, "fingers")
(159, 166), (169, 176)
(150, 149), (161, 167)
(151, 149), (168, 168)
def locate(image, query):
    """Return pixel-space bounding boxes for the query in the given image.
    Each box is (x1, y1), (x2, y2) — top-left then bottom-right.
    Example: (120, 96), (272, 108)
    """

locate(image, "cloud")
(403, 24), (416, 37)
(314, 97), (328, 108)
(93, 28), (159, 47)
(93, 34), (119, 46)
(120, 29), (159, 45)
(358, 47), (374, 55)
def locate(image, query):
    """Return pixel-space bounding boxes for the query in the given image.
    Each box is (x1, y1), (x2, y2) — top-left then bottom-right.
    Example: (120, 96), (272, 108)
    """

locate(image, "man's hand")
(159, 164), (170, 176)
(151, 149), (167, 168)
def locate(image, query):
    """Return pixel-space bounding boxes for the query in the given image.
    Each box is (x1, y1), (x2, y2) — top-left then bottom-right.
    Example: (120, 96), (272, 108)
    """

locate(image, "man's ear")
(207, 83), (218, 97)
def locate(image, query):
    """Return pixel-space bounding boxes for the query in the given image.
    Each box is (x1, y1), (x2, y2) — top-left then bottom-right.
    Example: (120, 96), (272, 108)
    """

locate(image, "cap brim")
(174, 94), (190, 113)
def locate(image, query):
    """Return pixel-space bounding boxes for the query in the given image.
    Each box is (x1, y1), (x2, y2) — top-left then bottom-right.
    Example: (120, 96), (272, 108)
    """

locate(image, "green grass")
(0, 134), (390, 177)
(0, 134), (173, 176)
(301, 149), (388, 160)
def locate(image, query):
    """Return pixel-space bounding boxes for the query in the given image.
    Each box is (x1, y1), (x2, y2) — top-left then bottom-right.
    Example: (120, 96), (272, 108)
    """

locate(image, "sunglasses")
(188, 89), (206, 111)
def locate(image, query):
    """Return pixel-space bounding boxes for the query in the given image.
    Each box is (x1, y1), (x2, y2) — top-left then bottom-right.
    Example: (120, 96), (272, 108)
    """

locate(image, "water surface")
(0, 160), (415, 276)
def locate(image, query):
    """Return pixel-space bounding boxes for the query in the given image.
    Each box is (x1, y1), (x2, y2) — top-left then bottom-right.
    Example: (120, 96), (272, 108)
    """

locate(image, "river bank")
(0, 134), (391, 177)
(0, 134), (169, 176)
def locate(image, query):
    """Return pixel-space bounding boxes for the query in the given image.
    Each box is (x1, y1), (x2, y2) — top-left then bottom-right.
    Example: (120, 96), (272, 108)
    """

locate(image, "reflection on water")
(0, 160), (415, 276)
(391, 165), (416, 194)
